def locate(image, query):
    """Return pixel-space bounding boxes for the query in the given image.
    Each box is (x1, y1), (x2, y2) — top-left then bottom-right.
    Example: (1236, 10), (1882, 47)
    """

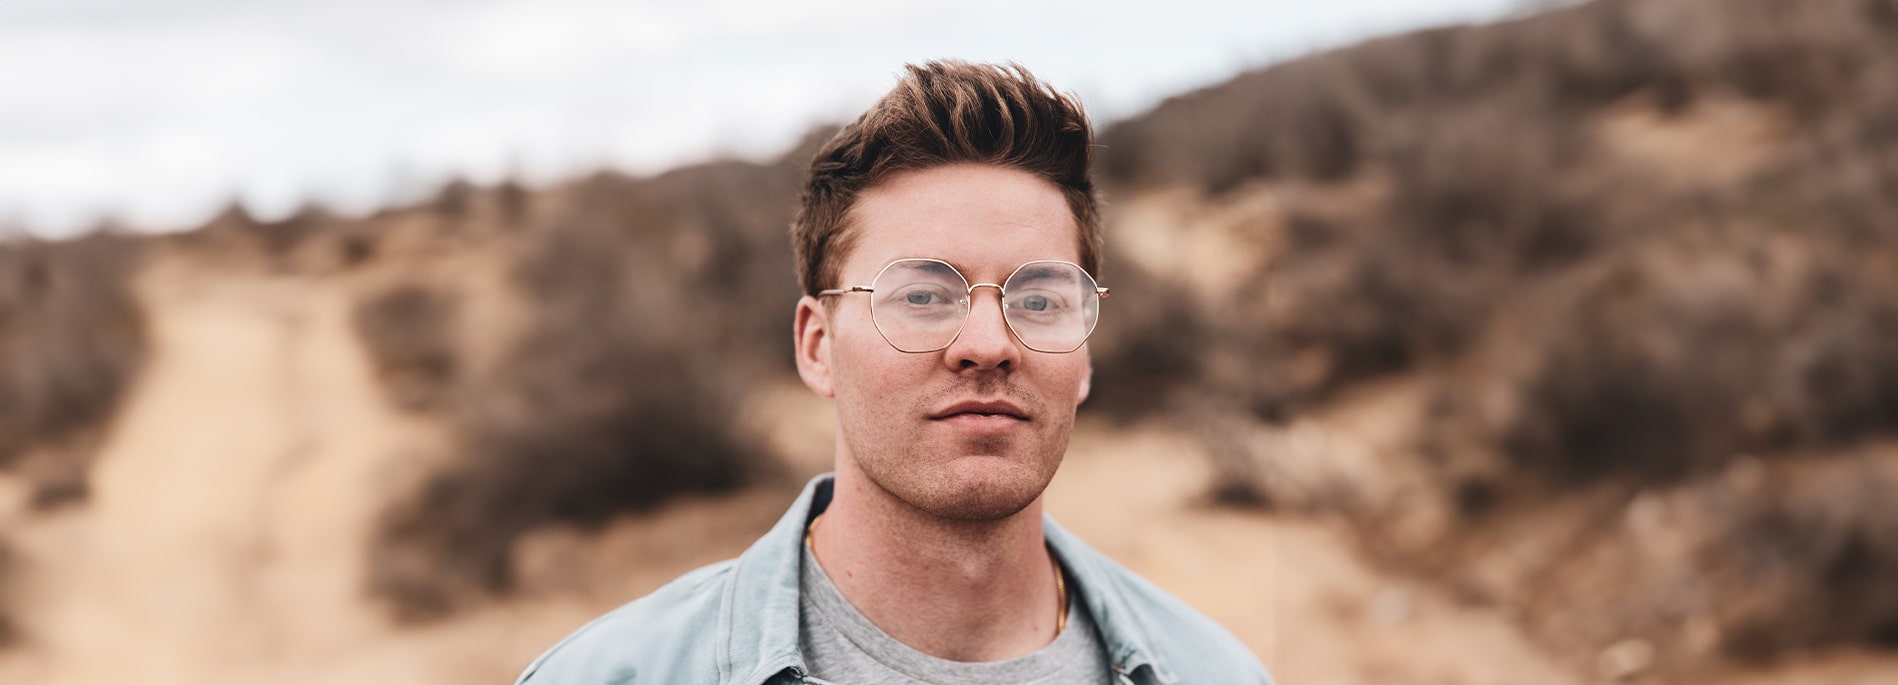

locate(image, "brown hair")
(790, 60), (1102, 296)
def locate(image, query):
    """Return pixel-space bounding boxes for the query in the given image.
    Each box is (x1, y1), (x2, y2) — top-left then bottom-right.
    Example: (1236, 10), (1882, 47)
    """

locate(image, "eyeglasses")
(817, 258), (1109, 354)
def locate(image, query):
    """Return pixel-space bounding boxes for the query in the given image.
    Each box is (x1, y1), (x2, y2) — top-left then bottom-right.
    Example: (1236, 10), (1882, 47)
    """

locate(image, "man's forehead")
(849, 238), (1081, 281)
(834, 164), (1083, 279)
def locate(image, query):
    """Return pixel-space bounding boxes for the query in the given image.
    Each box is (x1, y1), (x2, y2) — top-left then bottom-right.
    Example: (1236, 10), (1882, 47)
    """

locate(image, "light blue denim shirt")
(516, 474), (1274, 685)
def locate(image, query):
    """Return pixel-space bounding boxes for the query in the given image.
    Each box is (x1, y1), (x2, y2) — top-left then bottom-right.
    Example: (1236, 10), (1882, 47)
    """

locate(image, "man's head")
(791, 60), (1102, 300)
(790, 61), (1102, 522)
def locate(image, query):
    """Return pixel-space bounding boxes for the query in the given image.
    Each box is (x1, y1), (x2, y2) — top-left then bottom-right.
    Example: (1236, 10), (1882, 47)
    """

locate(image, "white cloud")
(0, 24), (302, 131)
(0, 0), (1523, 237)
(419, 1), (687, 82)
(0, 126), (244, 231)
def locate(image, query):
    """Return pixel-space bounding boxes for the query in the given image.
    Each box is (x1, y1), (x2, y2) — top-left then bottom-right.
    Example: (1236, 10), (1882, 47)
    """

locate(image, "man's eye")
(1022, 295), (1052, 312)
(905, 290), (937, 305)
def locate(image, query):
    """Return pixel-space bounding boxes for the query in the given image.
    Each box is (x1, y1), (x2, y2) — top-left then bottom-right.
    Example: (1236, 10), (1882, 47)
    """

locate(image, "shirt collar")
(1044, 516), (1179, 684)
(718, 475), (829, 685)
(719, 473), (1174, 685)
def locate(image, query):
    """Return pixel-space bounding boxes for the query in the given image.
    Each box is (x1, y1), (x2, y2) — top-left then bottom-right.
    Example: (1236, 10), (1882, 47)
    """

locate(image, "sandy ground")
(0, 252), (1894, 684)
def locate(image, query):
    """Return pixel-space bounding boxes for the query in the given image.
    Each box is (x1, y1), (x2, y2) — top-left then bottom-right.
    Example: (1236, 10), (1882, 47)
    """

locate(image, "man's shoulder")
(1055, 528), (1274, 683)
(514, 559), (736, 685)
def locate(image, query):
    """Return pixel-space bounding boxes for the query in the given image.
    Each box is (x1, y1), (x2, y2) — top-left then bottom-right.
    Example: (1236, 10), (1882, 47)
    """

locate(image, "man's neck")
(810, 463), (1063, 662)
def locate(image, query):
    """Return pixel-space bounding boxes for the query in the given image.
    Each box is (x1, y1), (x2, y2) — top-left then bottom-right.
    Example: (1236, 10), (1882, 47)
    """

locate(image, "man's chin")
(901, 457), (1052, 522)
(917, 490), (1040, 522)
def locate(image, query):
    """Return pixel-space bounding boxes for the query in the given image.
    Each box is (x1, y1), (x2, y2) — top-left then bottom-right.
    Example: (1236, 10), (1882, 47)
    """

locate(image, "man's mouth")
(929, 400), (1030, 422)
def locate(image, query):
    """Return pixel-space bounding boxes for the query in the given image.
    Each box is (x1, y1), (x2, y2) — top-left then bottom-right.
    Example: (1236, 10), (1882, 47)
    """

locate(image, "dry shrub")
(1082, 259), (1209, 420)
(1505, 237), (1898, 487)
(0, 231), (148, 506)
(351, 282), (459, 413)
(367, 153), (807, 620)
(1704, 452), (1898, 658)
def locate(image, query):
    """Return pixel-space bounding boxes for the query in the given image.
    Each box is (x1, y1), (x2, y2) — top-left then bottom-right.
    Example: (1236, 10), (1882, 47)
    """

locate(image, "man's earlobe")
(1077, 364), (1092, 405)
(793, 296), (835, 398)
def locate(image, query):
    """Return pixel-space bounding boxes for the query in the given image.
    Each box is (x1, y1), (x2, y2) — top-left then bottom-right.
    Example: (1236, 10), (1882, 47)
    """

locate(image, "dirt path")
(0, 254), (448, 683)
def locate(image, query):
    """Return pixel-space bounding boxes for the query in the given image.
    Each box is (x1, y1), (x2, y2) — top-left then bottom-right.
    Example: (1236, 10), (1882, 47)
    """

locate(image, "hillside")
(2, 0), (1896, 682)
(1093, 0), (1898, 675)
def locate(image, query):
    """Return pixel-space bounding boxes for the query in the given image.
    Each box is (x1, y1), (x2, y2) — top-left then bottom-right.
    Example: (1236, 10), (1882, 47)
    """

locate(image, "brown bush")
(367, 155), (805, 620)
(1082, 259), (1209, 420)
(350, 281), (459, 413)
(1504, 228), (1898, 488)
(1708, 452), (1898, 658)
(0, 231), (148, 504)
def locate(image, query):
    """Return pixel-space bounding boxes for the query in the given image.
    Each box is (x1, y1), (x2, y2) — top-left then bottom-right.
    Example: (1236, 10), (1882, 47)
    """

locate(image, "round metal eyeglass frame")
(816, 258), (1111, 354)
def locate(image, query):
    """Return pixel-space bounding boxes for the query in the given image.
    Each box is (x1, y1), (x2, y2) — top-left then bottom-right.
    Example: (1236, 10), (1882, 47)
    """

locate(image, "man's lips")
(928, 399), (1030, 421)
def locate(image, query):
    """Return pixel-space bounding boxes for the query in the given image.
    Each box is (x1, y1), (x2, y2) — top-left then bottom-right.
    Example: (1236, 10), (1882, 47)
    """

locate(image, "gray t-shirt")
(798, 543), (1115, 684)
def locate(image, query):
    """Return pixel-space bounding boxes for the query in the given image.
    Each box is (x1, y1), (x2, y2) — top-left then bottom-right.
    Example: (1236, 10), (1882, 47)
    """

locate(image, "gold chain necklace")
(804, 512), (1069, 635)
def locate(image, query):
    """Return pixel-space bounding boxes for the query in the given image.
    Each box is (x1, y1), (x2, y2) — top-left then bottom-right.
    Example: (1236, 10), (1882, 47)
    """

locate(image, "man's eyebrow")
(886, 257), (957, 271)
(1011, 264), (1078, 282)
(878, 257), (1081, 283)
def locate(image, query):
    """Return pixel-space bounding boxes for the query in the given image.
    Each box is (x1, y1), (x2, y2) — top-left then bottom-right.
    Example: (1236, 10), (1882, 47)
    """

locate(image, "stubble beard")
(840, 377), (1073, 522)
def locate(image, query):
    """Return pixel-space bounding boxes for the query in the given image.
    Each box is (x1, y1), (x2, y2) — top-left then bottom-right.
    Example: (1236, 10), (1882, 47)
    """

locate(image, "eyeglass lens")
(867, 259), (1100, 353)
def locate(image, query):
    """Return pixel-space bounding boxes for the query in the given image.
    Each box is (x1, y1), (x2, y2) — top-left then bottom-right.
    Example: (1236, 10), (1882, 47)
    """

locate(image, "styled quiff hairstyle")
(791, 60), (1102, 296)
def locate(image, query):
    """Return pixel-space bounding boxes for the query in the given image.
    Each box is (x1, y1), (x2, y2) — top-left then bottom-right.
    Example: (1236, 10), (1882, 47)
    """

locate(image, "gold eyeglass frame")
(816, 258), (1110, 354)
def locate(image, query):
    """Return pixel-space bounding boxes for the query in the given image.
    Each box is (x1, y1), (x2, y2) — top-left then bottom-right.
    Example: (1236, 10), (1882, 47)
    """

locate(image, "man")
(517, 60), (1273, 685)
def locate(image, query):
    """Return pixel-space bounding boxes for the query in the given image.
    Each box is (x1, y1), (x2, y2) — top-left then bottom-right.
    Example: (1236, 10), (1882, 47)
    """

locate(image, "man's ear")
(794, 296), (835, 398)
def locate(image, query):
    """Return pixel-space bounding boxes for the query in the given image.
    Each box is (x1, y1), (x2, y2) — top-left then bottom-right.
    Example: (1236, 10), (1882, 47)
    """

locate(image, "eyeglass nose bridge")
(952, 282), (1013, 344)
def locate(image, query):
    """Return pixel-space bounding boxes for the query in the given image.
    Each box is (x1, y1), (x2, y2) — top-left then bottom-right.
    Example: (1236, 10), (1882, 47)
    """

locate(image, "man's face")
(796, 163), (1093, 521)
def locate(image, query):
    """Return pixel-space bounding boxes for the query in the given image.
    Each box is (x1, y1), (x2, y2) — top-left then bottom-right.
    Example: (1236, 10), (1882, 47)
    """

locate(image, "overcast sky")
(0, 0), (1527, 237)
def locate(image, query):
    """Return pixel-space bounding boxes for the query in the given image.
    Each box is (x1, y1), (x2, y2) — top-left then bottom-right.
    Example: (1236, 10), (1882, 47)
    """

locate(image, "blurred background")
(3, 0), (1897, 683)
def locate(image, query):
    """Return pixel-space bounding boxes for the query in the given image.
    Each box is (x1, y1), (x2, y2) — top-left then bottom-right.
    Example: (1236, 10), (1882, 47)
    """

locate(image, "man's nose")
(944, 284), (1020, 371)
